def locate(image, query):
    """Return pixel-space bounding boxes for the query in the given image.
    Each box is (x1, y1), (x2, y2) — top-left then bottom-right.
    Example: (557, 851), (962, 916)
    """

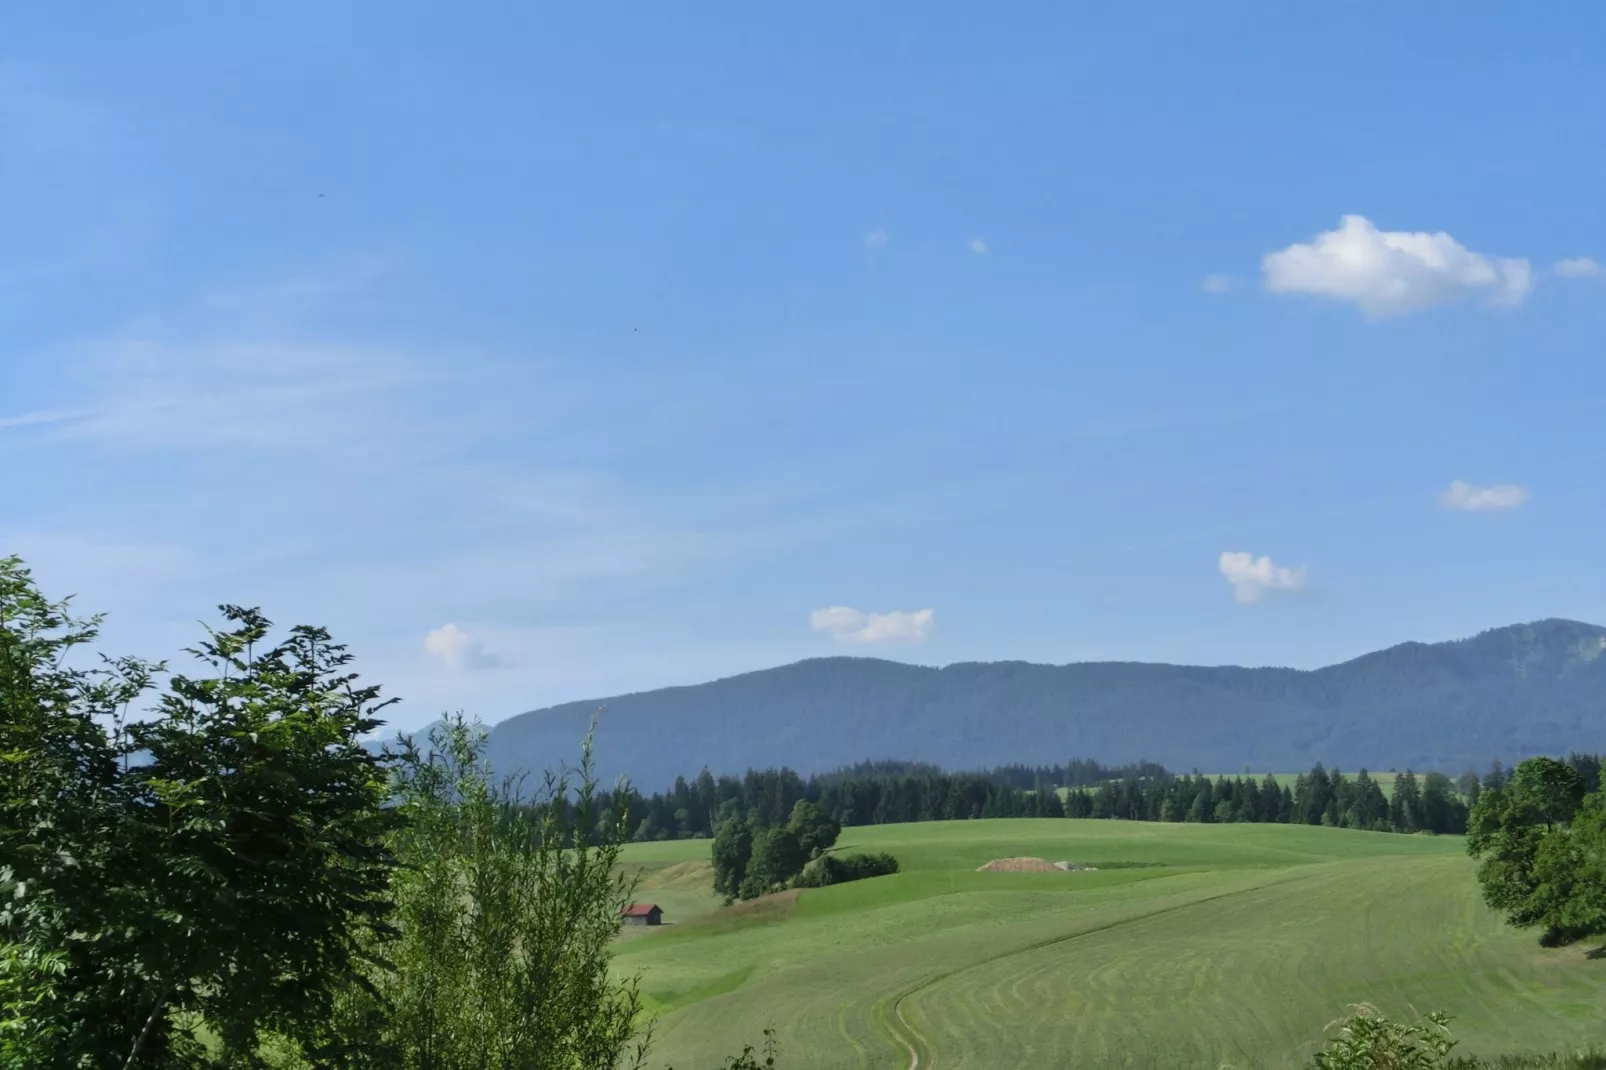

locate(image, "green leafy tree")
(711, 818), (754, 899)
(1527, 791), (1606, 943)
(1467, 756), (1587, 937)
(1, 556), (154, 1067)
(786, 800), (841, 859)
(127, 607), (402, 1064)
(346, 713), (649, 1070)
(739, 828), (805, 899)
(0, 559), (399, 1068)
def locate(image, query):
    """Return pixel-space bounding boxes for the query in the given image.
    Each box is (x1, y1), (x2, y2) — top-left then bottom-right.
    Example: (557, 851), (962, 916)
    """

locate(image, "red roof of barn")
(621, 903), (660, 917)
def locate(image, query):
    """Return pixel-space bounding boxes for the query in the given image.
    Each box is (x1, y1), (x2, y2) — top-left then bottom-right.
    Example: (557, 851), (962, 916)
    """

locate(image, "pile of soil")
(976, 857), (1060, 872)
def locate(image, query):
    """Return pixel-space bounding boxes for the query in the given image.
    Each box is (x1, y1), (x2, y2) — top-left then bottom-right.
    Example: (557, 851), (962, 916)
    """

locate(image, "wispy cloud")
(1218, 551), (1307, 605)
(1201, 274), (1234, 294)
(1263, 215), (1532, 318)
(0, 406), (95, 430)
(810, 605), (934, 644)
(3, 263), (444, 454)
(865, 229), (888, 249)
(1555, 257), (1601, 279)
(423, 623), (504, 671)
(969, 238), (989, 256)
(1437, 480), (1528, 512)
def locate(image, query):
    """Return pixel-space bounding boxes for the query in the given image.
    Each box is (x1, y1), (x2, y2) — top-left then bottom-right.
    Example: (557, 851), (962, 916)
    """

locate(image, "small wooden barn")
(620, 903), (663, 926)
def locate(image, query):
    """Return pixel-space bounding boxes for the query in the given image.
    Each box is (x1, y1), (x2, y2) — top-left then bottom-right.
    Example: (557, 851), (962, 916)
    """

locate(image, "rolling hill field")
(616, 820), (1606, 1069)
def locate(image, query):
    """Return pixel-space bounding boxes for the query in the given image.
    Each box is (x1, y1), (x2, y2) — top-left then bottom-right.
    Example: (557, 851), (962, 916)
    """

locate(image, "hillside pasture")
(616, 819), (1606, 1069)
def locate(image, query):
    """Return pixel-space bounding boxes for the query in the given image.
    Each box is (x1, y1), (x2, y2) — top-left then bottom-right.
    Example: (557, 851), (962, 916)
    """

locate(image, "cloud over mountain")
(424, 623), (503, 670)
(810, 605), (935, 644)
(1218, 551), (1308, 605)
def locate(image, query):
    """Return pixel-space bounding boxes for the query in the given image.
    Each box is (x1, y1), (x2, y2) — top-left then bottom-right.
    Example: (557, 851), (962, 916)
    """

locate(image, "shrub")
(1311, 1005), (1461, 1069)
(793, 853), (900, 889)
(1308, 1004), (1606, 1068)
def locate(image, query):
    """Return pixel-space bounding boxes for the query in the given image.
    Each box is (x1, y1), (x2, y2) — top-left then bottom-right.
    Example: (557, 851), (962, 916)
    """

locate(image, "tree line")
(610, 760), (1500, 840)
(607, 759), (1174, 843)
(1066, 766), (1476, 833)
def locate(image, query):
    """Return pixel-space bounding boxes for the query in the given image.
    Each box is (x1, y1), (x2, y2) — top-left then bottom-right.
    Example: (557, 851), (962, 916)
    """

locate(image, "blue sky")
(4, 4), (1604, 733)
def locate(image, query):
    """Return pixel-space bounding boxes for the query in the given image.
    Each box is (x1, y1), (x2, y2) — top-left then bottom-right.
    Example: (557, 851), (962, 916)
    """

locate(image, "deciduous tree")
(1467, 756), (1588, 938)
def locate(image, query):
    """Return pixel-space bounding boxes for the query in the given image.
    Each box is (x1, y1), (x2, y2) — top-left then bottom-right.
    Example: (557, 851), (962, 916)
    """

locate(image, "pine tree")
(1259, 774), (1282, 823)
(1393, 771), (1424, 832)
(1300, 764), (1332, 825)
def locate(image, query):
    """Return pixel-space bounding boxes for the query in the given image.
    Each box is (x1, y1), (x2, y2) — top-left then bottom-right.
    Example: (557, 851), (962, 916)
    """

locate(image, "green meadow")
(616, 819), (1606, 1069)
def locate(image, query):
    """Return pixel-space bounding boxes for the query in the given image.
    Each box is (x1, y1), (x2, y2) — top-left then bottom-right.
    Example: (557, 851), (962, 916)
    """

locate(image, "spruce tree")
(1259, 774), (1282, 822)
(1393, 771), (1424, 832)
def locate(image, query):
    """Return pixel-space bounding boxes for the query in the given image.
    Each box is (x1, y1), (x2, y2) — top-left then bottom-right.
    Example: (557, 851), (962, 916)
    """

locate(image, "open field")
(616, 820), (1606, 1069)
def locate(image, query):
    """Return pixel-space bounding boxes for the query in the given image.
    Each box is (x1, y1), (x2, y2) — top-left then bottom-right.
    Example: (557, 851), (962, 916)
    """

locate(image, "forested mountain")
(475, 619), (1606, 790)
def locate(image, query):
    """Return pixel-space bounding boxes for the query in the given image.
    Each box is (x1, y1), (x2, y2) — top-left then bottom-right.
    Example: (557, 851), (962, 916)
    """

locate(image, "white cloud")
(1437, 480), (1528, 512)
(1201, 274), (1234, 294)
(424, 623), (503, 670)
(969, 238), (989, 256)
(1217, 552), (1307, 605)
(1555, 257), (1601, 279)
(809, 605), (934, 644)
(865, 229), (888, 249)
(1262, 215), (1532, 318)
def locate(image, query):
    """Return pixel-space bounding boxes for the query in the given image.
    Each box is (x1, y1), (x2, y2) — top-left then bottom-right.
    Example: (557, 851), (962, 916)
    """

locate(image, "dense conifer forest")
(592, 753), (1606, 842)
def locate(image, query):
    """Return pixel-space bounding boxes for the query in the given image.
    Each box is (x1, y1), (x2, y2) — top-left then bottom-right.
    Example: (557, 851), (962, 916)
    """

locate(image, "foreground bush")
(1311, 1005), (1461, 1069)
(1310, 1006), (1606, 1070)
(327, 713), (649, 1070)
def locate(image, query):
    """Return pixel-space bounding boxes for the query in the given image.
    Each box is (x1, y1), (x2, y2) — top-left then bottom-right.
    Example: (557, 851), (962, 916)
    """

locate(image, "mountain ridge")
(474, 618), (1606, 790)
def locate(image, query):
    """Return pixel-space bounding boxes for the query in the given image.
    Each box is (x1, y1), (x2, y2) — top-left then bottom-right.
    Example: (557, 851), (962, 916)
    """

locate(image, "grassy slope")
(616, 820), (1606, 1070)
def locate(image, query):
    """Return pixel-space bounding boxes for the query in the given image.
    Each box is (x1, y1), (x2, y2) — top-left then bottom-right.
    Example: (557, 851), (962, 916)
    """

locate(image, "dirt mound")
(976, 857), (1060, 872)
